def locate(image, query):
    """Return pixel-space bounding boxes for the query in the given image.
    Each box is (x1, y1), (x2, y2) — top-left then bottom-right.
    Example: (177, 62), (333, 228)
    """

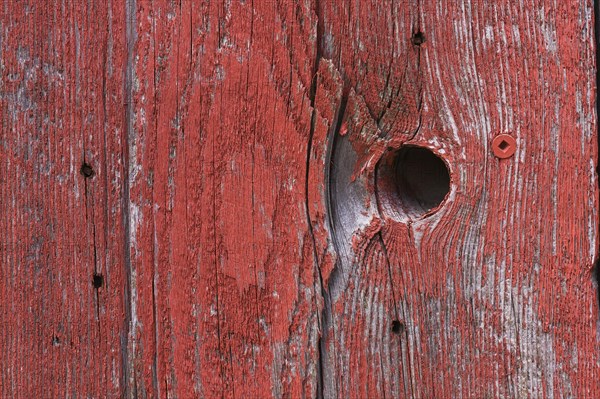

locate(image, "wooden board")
(0, 1), (129, 397)
(126, 1), (322, 397)
(319, 0), (600, 397)
(1, 0), (599, 398)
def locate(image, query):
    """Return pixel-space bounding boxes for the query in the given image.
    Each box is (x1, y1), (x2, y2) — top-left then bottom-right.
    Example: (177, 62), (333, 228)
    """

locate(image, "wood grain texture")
(2, 0), (599, 398)
(0, 1), (129, 398)
(126, 1), (322, 397)
(320, 0), (600, 398)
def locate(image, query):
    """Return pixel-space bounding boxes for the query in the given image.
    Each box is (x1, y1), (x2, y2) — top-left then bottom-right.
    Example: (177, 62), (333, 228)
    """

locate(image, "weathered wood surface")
(321, 0), (600, 397)
(1, 1), (599, 398)
(126, 1), (322, 397)
(0, 1), (129, 398)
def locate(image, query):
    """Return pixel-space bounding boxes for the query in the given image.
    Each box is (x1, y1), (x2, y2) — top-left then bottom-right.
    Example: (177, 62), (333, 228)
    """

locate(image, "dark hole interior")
(394, 146), (450, 218)
(411, 31), (426, 45)
(391, 320), (404, 334)
(80, 163), (95, 178)
(93, 273), (104, 289)
(498, 140), (509, 150)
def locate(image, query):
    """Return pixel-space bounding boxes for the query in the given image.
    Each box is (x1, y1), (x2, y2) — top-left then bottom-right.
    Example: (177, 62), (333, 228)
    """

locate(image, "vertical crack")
(149, 2), (160, 397)
(304, 0), (326, 397)
(81, 161), (103, 339)
(122, 0), (137, 397)
(594, 0), (600, 315)
(214, 6), (225, 390)
(91, 208), (102, 327)
(245, 0), (263, 391)
(409, 0), (424, 143)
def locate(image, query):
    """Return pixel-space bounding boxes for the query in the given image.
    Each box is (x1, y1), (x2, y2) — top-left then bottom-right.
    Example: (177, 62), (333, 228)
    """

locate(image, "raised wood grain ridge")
(1, 1), (598, 398)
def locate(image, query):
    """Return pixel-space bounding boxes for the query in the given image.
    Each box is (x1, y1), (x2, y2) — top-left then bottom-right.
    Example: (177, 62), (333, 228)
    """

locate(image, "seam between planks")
(122, 0), (137, 397)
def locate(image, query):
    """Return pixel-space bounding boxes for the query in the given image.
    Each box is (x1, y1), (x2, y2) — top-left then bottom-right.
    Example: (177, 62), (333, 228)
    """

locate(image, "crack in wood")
(122, 0), (137, 396)
(305, 0), (325, 394)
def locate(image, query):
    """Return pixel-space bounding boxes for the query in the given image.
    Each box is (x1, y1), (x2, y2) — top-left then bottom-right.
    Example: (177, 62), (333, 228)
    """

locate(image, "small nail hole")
(411, 31), (426, 45)
(392, 320), (405, 334)
(92, 273), (104, 288)
(498, 140), (509, 150)
(52, 336), (60, 346)
(80, 163), (95, 178)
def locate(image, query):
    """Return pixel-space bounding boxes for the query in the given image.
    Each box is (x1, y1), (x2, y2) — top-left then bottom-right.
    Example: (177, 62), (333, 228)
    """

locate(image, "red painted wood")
(2, 1), (599, 398)
(126, 1), (321, 397)
(0, 2), (129, 398)
(318, 0), (600, 398)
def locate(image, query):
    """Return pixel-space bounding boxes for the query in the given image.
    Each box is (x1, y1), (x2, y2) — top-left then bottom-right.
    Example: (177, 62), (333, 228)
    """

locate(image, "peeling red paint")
(1, 0), (599, 398)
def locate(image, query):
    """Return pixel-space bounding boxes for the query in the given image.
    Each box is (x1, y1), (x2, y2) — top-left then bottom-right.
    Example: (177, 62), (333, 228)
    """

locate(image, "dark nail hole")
(411, 31), (426, 45)
(498, 140), (509, 150)
(391, 320), (405, 334)
(92, 273), (104, 288)
(80, 163), (95, 178)
(52, 335), (60, 346)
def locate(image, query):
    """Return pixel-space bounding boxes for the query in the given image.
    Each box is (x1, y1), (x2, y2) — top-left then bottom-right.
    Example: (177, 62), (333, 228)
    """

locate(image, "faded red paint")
(1, 1), (599, 398)
(319, 0), (600, 397)
(0, 2), (128, 398)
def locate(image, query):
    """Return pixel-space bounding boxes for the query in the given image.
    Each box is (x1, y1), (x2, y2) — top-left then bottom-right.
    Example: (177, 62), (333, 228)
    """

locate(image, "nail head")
(491, 134), (516, 159)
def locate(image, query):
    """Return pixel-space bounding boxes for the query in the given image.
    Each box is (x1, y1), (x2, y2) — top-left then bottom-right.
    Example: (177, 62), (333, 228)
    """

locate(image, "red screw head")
(491, 134), (516, 159)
